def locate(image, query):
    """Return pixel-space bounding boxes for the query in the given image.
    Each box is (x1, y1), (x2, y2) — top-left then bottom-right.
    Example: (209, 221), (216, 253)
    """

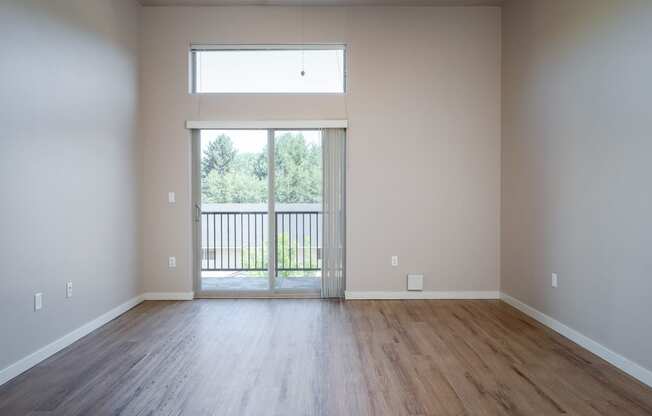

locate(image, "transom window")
(190, 44), (346, 94)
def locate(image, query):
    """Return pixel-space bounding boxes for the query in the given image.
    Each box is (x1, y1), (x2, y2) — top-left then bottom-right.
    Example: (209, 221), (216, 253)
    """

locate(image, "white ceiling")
(140, 0), (502, 6)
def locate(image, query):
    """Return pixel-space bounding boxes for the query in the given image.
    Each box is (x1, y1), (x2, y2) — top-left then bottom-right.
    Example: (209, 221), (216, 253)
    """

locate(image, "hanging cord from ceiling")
(300, 0), (306, 76)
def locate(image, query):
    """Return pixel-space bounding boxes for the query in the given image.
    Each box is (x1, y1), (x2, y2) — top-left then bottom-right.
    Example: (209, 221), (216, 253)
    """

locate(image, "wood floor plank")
(1, 299), (651, 416)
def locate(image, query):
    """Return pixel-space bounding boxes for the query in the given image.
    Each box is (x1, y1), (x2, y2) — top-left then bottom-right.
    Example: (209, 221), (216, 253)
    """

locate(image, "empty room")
(1, 0), (651, 414)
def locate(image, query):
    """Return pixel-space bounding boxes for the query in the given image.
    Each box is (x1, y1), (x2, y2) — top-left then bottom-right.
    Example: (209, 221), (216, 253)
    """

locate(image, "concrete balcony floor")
(201, 274), (320, 291)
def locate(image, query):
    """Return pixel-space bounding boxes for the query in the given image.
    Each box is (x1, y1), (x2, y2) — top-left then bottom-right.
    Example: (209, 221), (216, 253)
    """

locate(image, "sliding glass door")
(274, 131), (322, 291)
(197, 130), (270, 292)
(193, 129), (323, 296)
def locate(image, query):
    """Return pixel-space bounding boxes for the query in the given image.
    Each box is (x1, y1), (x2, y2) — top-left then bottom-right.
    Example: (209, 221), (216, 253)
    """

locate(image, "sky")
(200, 129), (322, 154)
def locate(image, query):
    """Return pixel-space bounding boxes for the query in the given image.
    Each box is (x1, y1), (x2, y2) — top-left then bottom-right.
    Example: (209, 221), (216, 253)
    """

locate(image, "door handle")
(194, 203), (201, 223)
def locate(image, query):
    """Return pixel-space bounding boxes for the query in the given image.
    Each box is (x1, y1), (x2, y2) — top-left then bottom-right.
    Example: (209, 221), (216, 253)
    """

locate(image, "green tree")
(253, 152), (267, 180)
(202, 134), (236, 179)
(204, 169), (266, 203)
(201, 132), (322, 204)
(274, 133), (322, 203)
(241, 233), (319, 277)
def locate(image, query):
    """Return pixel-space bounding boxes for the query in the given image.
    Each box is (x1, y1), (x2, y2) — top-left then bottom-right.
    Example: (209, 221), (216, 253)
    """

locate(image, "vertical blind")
(321, 128), (346, 298)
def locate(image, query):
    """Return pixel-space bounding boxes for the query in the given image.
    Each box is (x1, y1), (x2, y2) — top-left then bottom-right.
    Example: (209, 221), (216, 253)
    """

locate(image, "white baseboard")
(142, 292), (194, 301)
(500, 292), (652, 388)
(0, 294), (144, 387)
(0, 292), (196, 387)
(345, 290), (500, 300)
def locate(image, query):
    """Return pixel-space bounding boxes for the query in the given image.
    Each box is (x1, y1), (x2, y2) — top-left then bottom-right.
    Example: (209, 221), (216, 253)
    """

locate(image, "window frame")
(189, 44), (348, 95)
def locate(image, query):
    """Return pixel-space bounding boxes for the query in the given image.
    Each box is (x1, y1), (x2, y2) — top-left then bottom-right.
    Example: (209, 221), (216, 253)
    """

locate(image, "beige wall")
(0, 0), (142, 370)
(140, 5), (501, 294)
(502, 0), (652, 371)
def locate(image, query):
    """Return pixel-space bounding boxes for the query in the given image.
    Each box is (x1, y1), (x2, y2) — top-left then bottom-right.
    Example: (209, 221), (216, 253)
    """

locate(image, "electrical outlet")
(34, 293), (43, 311)
(168, 191), (176, 204)
(66, 281), (73, 298)
(168, 256), (176, 268)
(551, 273), (558, 288)
(391, 256), (399, 267)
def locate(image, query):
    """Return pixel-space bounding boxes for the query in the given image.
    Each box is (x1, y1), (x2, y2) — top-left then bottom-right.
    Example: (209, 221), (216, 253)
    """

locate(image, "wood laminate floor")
(0, 299), (651, 415)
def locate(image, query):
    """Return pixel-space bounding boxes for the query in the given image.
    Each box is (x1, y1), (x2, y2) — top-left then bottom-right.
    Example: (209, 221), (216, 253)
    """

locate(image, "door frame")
(191, 127), (323, 298)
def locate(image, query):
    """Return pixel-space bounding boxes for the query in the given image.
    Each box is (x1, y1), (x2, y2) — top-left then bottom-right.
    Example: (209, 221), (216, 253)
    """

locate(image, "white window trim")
(185, 120), (348, 129)
(189, 43), (347, 94)
(191, 43), (346, 51)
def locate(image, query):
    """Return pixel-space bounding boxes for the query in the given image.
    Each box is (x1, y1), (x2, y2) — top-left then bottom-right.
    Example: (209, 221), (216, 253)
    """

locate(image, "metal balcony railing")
(200, 211), (322, 273)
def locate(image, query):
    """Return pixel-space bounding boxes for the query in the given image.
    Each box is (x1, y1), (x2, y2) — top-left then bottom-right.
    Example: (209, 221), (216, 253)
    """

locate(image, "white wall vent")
(407, 274), (424, 291)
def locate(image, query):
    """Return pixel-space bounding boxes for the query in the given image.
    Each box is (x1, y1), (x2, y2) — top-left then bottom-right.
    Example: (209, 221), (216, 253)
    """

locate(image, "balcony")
(200, 207), (322, 291)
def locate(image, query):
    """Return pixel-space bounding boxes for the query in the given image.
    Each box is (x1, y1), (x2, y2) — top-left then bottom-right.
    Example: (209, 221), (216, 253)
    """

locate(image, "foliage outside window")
(201, 132), (322, 204)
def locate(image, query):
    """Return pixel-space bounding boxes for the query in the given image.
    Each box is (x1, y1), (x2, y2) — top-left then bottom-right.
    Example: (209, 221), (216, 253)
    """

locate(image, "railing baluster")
(233, 214), (236, 269)
(201, 213), (204, 268)
(205, 213), (209, 269)
(227, 214), (231, 269)
(259, 213), (261, 270)
(210, 213), (214, 270)
(248, 214), (250, 269)
(314, 212), (318, 269)
(254, 214), (258, 269)
(259, 212), (262, 269)
(219, 214), (223, 269)
(235, 214), (243, 269)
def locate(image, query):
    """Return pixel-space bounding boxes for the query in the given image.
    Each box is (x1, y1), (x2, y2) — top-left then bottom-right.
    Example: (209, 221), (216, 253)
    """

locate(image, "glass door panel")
(199, 130), (269, 292)
(273, 130), (323, 291)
